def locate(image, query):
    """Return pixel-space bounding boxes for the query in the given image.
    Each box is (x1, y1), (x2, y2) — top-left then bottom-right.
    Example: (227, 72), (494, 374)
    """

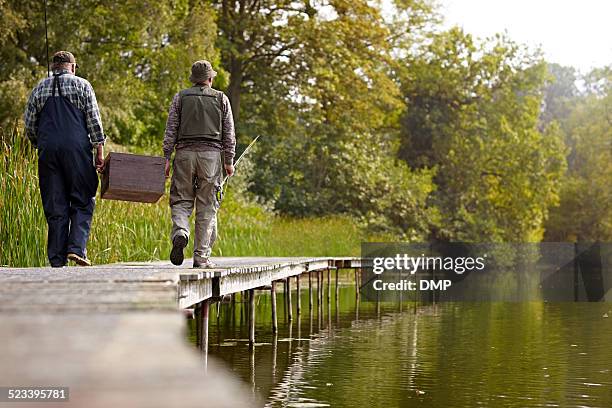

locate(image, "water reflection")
(188, 271), (612, 408)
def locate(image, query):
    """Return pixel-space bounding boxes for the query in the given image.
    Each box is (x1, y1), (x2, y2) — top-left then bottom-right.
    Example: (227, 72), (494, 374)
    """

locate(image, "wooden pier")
(0, 257), (360, 407)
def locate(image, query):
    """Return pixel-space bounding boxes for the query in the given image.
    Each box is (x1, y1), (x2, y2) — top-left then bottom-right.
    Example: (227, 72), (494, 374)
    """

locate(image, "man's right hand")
(95, 145), (105, 173)
(165, 159), (171, 179)
(224, 163), (234, 177)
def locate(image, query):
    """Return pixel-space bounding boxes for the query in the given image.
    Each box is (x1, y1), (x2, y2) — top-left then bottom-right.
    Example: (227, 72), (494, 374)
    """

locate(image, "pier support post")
(296, 274), (301, 316)
(327, 268), (331, 303)
(195, 304), (201, 348)
(271, 281), (278, 334)
(315, 271), (321, 309)
(308, 272), (313, 311)
(320, 270), (324, 306)
(240, 291), (244, 324)
(231, 293), (236, 327)
(201, 299), (210, 372)
(335, 268), (339, 300)
(287, 277), (293, 321)
(272, 333), (278, 382)
(248, 289), (255, 348)
(201, 300), (210, 355)
(318, 270), (324, 322)
(284, 279), (289, 309)
(355, 268), (360, 299)
(202, 300), (210, 373)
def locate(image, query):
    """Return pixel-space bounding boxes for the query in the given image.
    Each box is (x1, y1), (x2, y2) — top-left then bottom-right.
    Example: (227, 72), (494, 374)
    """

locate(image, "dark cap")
(189, 60), (217, 84)
(52, 51), (78, 68)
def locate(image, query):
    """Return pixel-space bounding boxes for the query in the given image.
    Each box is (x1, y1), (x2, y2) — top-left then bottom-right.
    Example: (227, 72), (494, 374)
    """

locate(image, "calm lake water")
(188, 275), (612, 407)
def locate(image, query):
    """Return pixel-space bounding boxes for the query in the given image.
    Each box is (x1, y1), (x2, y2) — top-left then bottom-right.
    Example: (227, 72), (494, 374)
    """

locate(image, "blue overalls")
(37, 73), (98, 267)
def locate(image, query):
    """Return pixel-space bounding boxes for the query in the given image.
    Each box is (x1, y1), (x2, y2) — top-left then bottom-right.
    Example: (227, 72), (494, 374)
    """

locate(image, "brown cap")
(52, 51), (78, 68)
(189, 60), (217, 84)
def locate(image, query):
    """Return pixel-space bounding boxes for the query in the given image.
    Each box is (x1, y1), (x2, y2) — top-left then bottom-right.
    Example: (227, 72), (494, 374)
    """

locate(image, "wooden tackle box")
(100, 152), (165, 203)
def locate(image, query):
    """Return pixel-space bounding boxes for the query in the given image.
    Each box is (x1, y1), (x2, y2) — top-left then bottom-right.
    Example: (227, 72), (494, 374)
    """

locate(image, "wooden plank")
(215, 271), (272, 298)
(0, 281), (176, 312)
(0, 257), (363, 408)
(178, 278), (213, 309)
(306, 259), (332, 272)
(0, 266), (179, 283)
(0, 312), (253, 407)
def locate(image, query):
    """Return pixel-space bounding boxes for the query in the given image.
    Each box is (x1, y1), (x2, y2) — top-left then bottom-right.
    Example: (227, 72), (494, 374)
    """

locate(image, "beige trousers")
(170, 149), (222, 262)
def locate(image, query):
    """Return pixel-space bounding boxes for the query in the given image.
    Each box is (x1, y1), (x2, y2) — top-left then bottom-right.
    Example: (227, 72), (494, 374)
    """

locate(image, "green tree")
(0, 0), (220, 146)
(225, 0), (437, 236)
(398, 28), (566, 242)
(544, 66), (612, 242)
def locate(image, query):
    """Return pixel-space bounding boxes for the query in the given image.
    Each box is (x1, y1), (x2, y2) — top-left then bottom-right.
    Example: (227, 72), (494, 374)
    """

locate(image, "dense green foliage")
(1, 0), (609, 268)
(543, 66), (612, 242)
(0, 0), (222, 146)
(398, 29), (567, 242)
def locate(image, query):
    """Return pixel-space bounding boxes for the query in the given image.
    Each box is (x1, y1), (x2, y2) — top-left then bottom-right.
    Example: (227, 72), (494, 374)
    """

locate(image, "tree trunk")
(227, 57), (243, 125)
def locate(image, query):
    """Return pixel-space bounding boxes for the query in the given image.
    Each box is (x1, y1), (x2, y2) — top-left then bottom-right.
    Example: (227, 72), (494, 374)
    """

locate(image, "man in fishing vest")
(24, 51), (106, 267)
(163, 60), (236, 268)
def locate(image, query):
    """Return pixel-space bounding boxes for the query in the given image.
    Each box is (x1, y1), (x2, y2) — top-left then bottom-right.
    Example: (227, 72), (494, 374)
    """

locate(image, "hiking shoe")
(67, 253), (92, 266)
(170, 235), (188, 266)
(193, 259), (217, 269)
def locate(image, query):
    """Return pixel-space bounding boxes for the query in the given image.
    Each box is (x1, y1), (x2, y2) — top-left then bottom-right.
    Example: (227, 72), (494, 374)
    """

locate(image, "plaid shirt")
(24, 69), (105, 147)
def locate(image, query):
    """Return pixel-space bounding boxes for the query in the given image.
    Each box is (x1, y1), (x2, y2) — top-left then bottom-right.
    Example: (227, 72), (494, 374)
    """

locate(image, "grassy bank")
(1, 129), (377, 267)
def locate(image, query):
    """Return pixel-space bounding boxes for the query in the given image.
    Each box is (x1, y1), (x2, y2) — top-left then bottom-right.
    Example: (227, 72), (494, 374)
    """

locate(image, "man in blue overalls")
(24, 51), (106, 267)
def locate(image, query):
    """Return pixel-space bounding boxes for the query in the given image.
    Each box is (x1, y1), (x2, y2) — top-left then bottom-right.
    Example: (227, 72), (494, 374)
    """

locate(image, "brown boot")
(67, 253), (92, 266)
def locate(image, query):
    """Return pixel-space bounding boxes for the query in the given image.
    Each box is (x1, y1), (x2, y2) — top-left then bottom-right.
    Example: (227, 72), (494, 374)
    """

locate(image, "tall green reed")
(1, 128), (369, 267)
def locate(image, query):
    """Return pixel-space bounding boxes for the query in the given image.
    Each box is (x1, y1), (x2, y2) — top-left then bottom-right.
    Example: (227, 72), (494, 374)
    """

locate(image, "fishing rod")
(216, 134), (260, 203)
(44, 0), (50, 77)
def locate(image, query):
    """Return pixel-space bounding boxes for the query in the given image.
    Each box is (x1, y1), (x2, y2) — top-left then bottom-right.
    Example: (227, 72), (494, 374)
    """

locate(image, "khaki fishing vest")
(178, 86), (223, 141)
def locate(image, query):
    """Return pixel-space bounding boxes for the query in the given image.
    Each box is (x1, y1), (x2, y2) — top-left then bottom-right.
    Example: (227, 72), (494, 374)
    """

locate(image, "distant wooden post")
(328, 292), (331, 329)
(195, 304), (201, 348)
(231, 293), (236, 326)
(316, 270), (321, 307)
(320, 270), (324, 306)
(287, 277), (293, 321)
(297, 314), (301, 343)
(240, 291), (244, 324)
(309, 306), (314, 335)
(201, 300), (210, 355)
(296, 274), (301, 316)
(318, 270), (324, 321)
(271, 281), (278, 334)
(272, 333), (278, 382)
(355, 268), (360, 299)
(248, 289), (255, 347)
(284, 279), (289, 309)
(308, 272), (313, 311)
(327, 268), (331, 303)
(335, 268), (339, 300)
